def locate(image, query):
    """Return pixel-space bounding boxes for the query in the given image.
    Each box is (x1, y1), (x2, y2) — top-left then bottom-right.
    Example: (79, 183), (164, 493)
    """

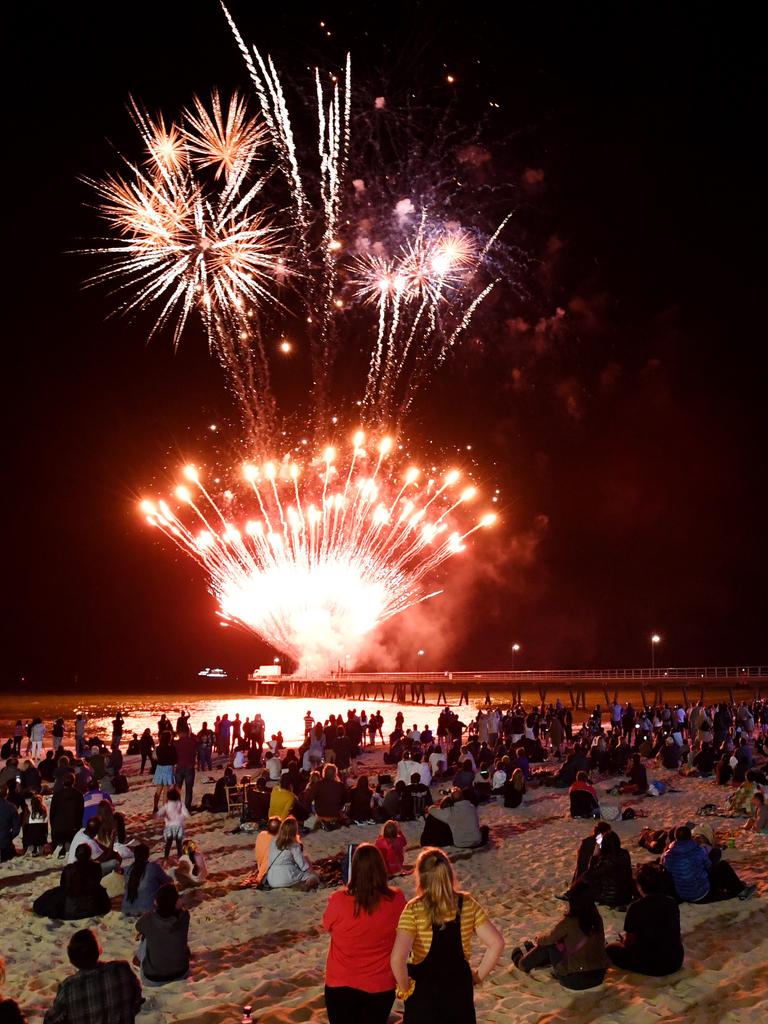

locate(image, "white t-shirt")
(491, 769), (507, 790)
(429, 751), (446, 775)
(66, 829), (102, 864)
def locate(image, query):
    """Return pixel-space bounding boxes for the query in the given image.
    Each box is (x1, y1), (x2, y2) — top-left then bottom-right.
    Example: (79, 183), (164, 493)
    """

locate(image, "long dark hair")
(567, 880), (603, 936)
(347, 843), (394, 917)
(127, 844), (150, 902)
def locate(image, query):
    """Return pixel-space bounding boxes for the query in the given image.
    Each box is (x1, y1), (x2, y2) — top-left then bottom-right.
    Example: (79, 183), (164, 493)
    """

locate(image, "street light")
(511, 643), (521, 670)
(417, 649), (425, 671)
(650, 634), (661, 672)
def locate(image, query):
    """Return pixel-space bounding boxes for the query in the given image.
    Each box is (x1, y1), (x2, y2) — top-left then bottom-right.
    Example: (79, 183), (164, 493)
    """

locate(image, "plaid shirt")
(43, 961), (142, 1024)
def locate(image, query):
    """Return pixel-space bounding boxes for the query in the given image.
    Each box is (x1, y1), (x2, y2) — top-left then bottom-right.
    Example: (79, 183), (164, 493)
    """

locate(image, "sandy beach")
(1, 745), (765, 1024)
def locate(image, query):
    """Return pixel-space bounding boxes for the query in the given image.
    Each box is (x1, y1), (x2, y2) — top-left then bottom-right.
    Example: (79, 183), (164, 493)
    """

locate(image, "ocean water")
(0, 692), (450, 752)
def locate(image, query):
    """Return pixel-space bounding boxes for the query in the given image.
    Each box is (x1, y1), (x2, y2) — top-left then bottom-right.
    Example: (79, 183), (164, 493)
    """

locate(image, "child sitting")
(375, 820), (407, 876)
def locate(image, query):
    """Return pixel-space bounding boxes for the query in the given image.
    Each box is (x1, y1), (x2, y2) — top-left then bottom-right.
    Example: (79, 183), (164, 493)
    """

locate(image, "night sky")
(5, 2), (765, 690)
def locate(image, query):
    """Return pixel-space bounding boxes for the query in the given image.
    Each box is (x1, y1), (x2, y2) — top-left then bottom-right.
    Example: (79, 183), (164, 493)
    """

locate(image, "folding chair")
(225, 784), (245, 818)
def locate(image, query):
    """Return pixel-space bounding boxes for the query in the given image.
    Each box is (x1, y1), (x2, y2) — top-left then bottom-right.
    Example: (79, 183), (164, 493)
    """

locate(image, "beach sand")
(1, 758), (765, 1023)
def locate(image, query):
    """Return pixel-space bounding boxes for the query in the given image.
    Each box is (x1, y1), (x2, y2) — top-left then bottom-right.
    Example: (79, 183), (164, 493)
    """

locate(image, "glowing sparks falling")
(82, 91), (284, 357)
(81, 7), (510, 670)
(141, 435), (495, 670)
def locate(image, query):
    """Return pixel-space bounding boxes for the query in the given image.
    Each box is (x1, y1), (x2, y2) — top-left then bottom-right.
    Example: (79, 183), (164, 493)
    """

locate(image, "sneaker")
(510, 946), (524, 966)
(554, 892), (568, 901)
(738, 884), (757, 901)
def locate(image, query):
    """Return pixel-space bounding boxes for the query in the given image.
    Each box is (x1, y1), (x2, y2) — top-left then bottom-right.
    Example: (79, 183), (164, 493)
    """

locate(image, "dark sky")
(5, 2), (765, 689)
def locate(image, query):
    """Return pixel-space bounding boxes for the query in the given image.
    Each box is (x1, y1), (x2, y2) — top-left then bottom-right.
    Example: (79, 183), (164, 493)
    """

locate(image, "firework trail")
(141, 434), (495, 671)
(81, 6), (513, 668)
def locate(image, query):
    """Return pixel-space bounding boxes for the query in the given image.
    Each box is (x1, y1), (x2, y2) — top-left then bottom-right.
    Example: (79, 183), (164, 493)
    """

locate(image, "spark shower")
(84, 5), (507, 671)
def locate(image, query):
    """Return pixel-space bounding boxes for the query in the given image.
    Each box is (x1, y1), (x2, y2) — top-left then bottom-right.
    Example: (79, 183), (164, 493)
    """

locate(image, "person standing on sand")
(152, 731), (177, 813)
(219, 714), (231, 756)
(196, 721), (214, 771)
(12, 721), (24, 756)
(30, 719), (46, 760)
(43, 928), (143, 1024)
(173, 725), (197, 812)
(323, 843), (407, 1023)
(391, 847), (505, 1023)
(156, 787), (189, 861)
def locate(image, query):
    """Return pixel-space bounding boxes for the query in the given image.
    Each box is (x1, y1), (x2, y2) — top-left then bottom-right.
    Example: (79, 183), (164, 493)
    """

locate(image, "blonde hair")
(415, 847), (459, 925)
(275, 815), (299, 850)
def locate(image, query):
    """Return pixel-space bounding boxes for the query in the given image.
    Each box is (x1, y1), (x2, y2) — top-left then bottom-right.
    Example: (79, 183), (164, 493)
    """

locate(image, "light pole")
(650, 635), (661, 673)
(511, 643), (520, 670)
(417, 649), (425, 671)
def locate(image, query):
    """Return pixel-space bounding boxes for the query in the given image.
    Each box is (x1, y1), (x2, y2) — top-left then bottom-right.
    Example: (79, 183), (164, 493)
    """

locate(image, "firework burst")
(82, 91), (285, 362)
(140, 433), (495, 670)
(81, 6), (512, 669)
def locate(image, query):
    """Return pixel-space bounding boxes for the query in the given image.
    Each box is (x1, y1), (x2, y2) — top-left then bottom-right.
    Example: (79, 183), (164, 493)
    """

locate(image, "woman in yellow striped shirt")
(390, 847), (504, 1023)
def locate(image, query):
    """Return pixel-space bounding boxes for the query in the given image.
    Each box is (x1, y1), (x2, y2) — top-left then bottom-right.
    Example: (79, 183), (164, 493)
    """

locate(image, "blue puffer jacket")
(662, 838), (710, 901)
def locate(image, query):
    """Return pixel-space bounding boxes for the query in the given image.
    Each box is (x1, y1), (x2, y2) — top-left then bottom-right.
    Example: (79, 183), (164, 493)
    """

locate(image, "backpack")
(341, 843), (360, 885)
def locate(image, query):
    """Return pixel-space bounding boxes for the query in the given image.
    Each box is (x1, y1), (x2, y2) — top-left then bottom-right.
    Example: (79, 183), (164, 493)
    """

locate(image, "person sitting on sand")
(618, 753), (648, 795)
(264, 815), (319, 890)
(569, 771), (600, 818)
(349, 774), (377, 823)
(255, 816), (281, 884)
(553, 745), (590, 788)
(715, 752), (733, 786)
(511, 879), (608, 990)
(662, 825), (756, 902)
(570, 822), (612, 884)
(268, 775), (296, 820)
(659, 736), (683, 770)
(452, 759), (475, 791)
(323, 843), (407, 1024)
(21, 792), (48, 855)
(60, 845), (112, 919)
(200, 765), (236, 813)
(691, 741), (716, 776)
(66, 817), (120, 875)
(135, 883), (190, 983)
(744, 791), (768, 832)
(726, 773), (762, 816)
(314, 764), (348, 827)
(606, 863), (684, 976)
(419, 788), (489, 849)
(375, 820), (407, 876)
(49, 774), (84, 856)
(122, 844), (172, 915)
(173, 839), (208, 890)
(43, 928), (143, 1024)
(82, 779), (112, 827)
(503, 768), (526, 809)
(391, 846), (505, 1022)
(579, 830), (634, 908)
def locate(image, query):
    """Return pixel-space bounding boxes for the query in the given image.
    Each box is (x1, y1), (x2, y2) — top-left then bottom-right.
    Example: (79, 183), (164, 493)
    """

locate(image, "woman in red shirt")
(322, 842), (406, 1023)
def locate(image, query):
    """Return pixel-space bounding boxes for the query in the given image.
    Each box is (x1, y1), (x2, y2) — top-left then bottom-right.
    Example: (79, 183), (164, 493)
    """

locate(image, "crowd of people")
(0, 693), (765, 1022)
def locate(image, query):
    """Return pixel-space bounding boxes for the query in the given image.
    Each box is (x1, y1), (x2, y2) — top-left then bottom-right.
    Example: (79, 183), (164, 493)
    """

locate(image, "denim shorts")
(153, 764), (174, 786)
